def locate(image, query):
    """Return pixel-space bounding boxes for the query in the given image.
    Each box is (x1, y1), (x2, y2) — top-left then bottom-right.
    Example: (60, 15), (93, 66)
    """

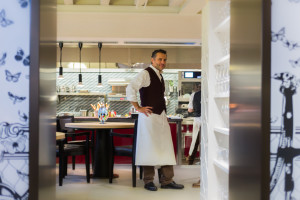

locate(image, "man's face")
(151, 52), (167, 72)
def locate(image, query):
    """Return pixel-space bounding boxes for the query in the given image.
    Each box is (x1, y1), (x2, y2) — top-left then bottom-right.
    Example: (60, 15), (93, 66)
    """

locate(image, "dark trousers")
(188, 129), (201, 165)
(143, 165), (174, 185)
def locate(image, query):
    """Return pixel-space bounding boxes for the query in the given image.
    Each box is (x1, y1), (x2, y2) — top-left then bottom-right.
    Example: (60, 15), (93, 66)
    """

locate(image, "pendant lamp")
(58, 42), (64, 79)
(78, 42), (84, 87)
(97, 42), (103, 87)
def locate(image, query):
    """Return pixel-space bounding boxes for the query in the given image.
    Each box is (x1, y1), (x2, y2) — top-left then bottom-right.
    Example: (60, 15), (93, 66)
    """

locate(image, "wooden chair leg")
(85, 150), (90, 183)
(139, 166), (143, 180)
(158, 168), (162, 184)
(58, 140), (64, 186)
(63, 156), (68, 177)
(59, 156), (63, 186)
(91, 132), (95, 170)
(91, 147), (94, 171)
(72, 156), (76, 170)
(132, 165), (136, 187)
(109, 154), (114, 184)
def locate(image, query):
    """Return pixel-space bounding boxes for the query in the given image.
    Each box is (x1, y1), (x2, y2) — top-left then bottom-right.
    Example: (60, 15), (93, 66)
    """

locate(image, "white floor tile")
(56, 164), (200, 200)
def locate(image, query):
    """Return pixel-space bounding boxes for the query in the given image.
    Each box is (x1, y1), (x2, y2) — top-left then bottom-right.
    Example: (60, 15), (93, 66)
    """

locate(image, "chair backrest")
(58, 116), (75, 133)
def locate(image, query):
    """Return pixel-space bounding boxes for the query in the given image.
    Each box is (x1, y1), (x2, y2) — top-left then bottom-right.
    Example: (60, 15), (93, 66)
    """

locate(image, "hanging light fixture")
(78, 42), (84, 87)
(58, 42), (64, 79)
(97, 42), (103, 87)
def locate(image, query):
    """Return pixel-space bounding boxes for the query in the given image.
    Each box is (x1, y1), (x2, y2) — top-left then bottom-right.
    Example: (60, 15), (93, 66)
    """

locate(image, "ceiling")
(57, 0), (202, 14)
(56, 0), (206, 69)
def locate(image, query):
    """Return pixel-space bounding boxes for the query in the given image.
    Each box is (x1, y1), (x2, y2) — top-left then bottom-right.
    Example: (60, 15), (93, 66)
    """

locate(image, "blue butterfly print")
(0, 9), (14, 27)
(8, 92), (26, 104)
(0, 53), (6, 66)
(289, 58), (300, 68)
(282, 38), (300, 50)
(15, 48), (24, 61)
(15, 48), (30, 66)
(18, 0), (29, 8)
(18, 111), (28, 122)
(271, 28), (285, 42)
(5, 70), (21, 82)
(23, 55), (30, 66)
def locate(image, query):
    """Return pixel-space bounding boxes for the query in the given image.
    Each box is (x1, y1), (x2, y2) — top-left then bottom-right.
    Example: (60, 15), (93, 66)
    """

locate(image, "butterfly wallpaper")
(0, 0), (30, 199)
(270, 1), (300, 200)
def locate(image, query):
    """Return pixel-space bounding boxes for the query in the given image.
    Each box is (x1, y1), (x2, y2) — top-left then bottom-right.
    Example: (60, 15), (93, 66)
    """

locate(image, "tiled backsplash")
(56, 70), (178, 116)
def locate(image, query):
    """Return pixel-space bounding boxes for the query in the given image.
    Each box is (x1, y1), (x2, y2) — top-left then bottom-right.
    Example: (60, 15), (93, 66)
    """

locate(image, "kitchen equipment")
(88, 111), (94, 117)
(181, 104), (188, 108)
(71, 85), (76, 93)
(80, 110), (87, 117)
(79, 90), (89, 93)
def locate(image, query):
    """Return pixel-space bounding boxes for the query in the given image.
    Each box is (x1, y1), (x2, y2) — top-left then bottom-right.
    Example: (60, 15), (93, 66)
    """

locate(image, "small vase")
(98, 107), (108, 124)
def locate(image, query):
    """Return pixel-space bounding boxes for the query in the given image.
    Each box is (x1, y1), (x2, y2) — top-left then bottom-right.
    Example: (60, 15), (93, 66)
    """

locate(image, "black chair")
(57, 116), (95, 170)
(56, 133), (90, 186)
(108, 120), (143, 187)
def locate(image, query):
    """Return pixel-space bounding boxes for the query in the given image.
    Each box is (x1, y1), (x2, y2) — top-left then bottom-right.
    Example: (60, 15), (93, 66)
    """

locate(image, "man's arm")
(187, 92), (195, 113)
(188, 108), (194, 113)
(130, 101), (153, 117)
(126, 70), (153, 117)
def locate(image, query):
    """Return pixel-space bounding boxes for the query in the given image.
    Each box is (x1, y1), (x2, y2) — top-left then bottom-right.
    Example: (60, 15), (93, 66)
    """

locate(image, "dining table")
(65, 121), (135, 178)
(56, 132), (65, 140)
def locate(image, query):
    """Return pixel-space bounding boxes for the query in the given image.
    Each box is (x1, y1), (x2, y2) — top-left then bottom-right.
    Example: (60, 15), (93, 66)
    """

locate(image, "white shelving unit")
(214, 127), (229, 136)
(201, 1), (230, 200)
(213, 159), (229, 173)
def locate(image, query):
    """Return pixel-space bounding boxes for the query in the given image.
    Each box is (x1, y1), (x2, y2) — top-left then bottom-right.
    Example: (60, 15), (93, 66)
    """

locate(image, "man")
(186, 86), (201, 165)
(126, 49), (184, 191)
(187, 87), (201, 188)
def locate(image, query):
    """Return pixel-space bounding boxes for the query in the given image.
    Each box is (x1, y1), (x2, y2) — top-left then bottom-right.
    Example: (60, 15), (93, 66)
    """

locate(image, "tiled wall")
(56, 70), (178, 116)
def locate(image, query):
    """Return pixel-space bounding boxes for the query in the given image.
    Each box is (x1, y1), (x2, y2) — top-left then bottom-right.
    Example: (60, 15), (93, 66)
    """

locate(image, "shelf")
(57, 92), (106, 96)
(213, 159), (229, 173)
(214, 94), (229, 98)
(215, 54), (230, 66)
(178, 97), (190, 102)
(214, 16), (230, 33)
(108, 99), (129, 102)
(214, 127), (229, 136)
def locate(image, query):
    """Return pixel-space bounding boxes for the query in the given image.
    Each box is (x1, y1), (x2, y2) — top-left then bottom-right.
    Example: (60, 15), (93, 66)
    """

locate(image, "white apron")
(189, 116), (201, 156)
(135, 111), (176, 166)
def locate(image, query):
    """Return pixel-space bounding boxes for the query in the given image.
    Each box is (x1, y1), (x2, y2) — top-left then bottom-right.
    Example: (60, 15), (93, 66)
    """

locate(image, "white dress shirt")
(188, 92), (195, 110)
(126, 65), (162, 102)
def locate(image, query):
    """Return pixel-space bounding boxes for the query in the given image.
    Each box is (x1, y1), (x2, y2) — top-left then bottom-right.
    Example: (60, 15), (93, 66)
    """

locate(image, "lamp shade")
(97, 42), (103, 87)
(78, 42), (83, 86)
(58, 42), (64, 79)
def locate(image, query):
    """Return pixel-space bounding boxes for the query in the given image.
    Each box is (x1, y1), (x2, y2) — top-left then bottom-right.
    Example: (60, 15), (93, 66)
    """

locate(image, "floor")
(56, 164), (200, 200)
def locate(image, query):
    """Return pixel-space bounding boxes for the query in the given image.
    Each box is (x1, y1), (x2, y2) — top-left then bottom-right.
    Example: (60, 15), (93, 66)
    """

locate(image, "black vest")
(193, 91), (201, 117)
(139, 67), (166, 115)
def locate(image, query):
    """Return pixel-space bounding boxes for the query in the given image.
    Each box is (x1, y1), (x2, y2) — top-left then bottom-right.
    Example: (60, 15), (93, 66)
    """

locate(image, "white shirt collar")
(149, 64), (163, 76)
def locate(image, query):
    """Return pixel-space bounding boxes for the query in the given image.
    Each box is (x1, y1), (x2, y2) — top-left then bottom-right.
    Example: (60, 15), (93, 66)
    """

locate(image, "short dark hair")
(151, 49), (167, 59)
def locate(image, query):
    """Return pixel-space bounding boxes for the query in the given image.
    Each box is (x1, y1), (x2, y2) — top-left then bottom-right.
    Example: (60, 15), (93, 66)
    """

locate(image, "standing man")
(126, 49), (184, 191)
(186, 86), (201, 165)
(186, 86), (201, 188)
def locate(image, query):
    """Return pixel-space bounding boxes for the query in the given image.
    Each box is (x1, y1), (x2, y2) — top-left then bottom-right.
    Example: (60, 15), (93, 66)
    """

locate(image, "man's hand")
(130, 102), (153, 117)
(137, 106), (153, 117)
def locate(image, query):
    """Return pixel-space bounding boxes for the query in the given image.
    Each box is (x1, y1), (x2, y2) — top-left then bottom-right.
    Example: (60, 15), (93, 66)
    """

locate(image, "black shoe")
(161, 181), (184, 189)
(144, 182), (158, 191)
